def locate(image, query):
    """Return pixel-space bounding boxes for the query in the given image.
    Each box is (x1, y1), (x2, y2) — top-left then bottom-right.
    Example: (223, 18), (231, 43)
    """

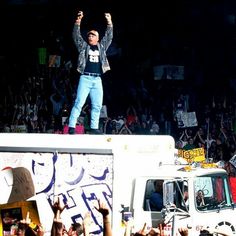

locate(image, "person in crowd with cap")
(68, 10), (113, 135)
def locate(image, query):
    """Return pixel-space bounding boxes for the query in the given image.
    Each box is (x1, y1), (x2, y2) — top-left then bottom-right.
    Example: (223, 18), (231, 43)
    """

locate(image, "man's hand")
(75, 11), (84, 25)
(52, 196), (67, 222)
(36, 224), (45, 236)
(94, 199), (110, 218)
(105, 13), (112, 25)
(83, 212), (92, 236)
(52, 196), (67, 214)
(83, 211), (92, 228)
(133, 223), (149, 236)
(178, 227), (189, 236)
(20, 211), (31, 225)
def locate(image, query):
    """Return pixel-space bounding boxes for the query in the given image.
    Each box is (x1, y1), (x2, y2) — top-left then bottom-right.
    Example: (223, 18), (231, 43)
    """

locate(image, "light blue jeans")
(69, 74), (103, 129)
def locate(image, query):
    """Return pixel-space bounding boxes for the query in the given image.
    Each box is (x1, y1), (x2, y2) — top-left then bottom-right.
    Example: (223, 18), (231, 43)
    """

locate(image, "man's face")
(62, 225), (68, 236)
(16, 229), (25, 236)
(87, 34), (99, 45)
(67, 225), (78, 236)
(184, 191), (189, 199)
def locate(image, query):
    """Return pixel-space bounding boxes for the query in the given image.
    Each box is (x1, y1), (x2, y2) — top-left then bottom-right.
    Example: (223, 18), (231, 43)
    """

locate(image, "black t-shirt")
(84, 45), (102, 74)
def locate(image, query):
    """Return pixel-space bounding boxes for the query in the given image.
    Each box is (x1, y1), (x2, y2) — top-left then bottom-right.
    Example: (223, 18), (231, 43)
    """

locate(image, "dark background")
(1, 0), (236, 91)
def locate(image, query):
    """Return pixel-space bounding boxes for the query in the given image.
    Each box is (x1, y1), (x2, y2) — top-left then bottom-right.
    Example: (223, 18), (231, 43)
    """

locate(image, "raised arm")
(72, 10), (85, 50)
(94, 199), (112, 236)
(82, 211), (92, 236)
(75, 11), (83, 25)
(101, 13), (113, 50)
(51, 196), (67, 236)
(105, 13), (112, 26)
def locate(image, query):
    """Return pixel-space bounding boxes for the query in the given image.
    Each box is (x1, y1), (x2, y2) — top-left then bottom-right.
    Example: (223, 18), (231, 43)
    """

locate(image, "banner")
(10, 125), (27, 133)
(38, 47), (47, 65)
(100, 105), (108, 118)
(48, 55), (61, 68)
(229, 155), (236, 169)
(178, 147), (205, 163)
(229, 177), (236, 203)
(153, 65), (184, 80)
(0, 201), (40, 236)
(176, 111), (198, 128)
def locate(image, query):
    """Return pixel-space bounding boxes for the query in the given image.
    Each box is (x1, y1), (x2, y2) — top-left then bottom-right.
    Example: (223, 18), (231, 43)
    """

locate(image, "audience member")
(50, 196), (84, 236)
(94, 199), (112, 236)
(16, 211), (44, 236)
(149, 180), (164, 211)
(196, 190), (205, 207)
(180, 185), (189, 210)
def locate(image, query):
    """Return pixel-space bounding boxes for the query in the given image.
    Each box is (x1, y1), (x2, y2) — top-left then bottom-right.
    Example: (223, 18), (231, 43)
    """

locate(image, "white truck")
(0, 133), (235, 236)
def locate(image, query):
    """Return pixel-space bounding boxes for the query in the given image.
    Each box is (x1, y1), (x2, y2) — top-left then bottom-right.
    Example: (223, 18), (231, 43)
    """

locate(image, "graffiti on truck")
(0, 152), (113, 235)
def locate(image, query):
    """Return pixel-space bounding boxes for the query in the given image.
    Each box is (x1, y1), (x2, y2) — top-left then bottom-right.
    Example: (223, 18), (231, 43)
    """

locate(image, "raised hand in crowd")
(178, 227), (189, 236)
(82, 211), (92, 236)
(123, 217), (134, 236)
(94, 199), (112, 236)
(17, 211), (44, 236)
(133, 222), (149, 236)
(51, 196), (67, 236)
(133, 222), (162, 236)
(52, 196), (67, 223)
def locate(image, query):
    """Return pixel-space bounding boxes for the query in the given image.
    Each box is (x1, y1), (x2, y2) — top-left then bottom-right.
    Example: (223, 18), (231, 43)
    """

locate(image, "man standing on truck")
(68, 10), (113, 135)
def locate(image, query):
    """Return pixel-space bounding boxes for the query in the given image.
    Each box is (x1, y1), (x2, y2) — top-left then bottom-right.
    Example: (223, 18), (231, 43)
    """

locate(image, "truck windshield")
(194, 175), (232, 211)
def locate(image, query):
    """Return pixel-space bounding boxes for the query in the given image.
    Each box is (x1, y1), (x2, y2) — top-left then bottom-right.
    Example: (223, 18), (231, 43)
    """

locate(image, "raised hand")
(52, 196), (67, 222)
(20, 211), (31, 225)
(105, 13), (112, 25)
(75, 11), (84, 25)
(94, 199), (110, 218)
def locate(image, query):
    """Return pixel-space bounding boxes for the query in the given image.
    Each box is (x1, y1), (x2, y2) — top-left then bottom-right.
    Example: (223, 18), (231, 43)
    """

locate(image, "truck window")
(194, 175), (232, 211)
(162, 180), (189, 212)
(144, 179), (164, 211)
(171, 181), (188, 210)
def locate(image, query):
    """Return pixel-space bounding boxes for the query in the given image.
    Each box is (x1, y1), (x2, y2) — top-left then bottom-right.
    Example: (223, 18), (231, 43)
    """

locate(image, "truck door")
(132, 177), (163, 230)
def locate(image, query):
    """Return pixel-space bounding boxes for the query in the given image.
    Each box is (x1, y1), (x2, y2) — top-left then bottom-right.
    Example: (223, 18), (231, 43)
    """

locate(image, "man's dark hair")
(199, 230), (213, 236)
(71, 222), (83, 236)
(184, 185), (188, 192)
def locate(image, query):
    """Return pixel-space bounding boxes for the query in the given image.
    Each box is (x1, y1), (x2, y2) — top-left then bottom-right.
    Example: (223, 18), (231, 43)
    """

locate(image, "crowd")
(1, 56), (236, 173)
(1, 69), (234, 236)
(4, 196), (229, 236)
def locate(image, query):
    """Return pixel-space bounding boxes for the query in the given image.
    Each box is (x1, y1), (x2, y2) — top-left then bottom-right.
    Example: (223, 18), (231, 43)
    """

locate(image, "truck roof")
(0, 133), (226, 176)
(152, 163), (227, 179)
(0, 133), (175, 157)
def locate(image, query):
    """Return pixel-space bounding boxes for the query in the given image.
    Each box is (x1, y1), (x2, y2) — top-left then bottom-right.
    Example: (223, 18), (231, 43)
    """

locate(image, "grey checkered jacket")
(72, 24), (113, 75)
